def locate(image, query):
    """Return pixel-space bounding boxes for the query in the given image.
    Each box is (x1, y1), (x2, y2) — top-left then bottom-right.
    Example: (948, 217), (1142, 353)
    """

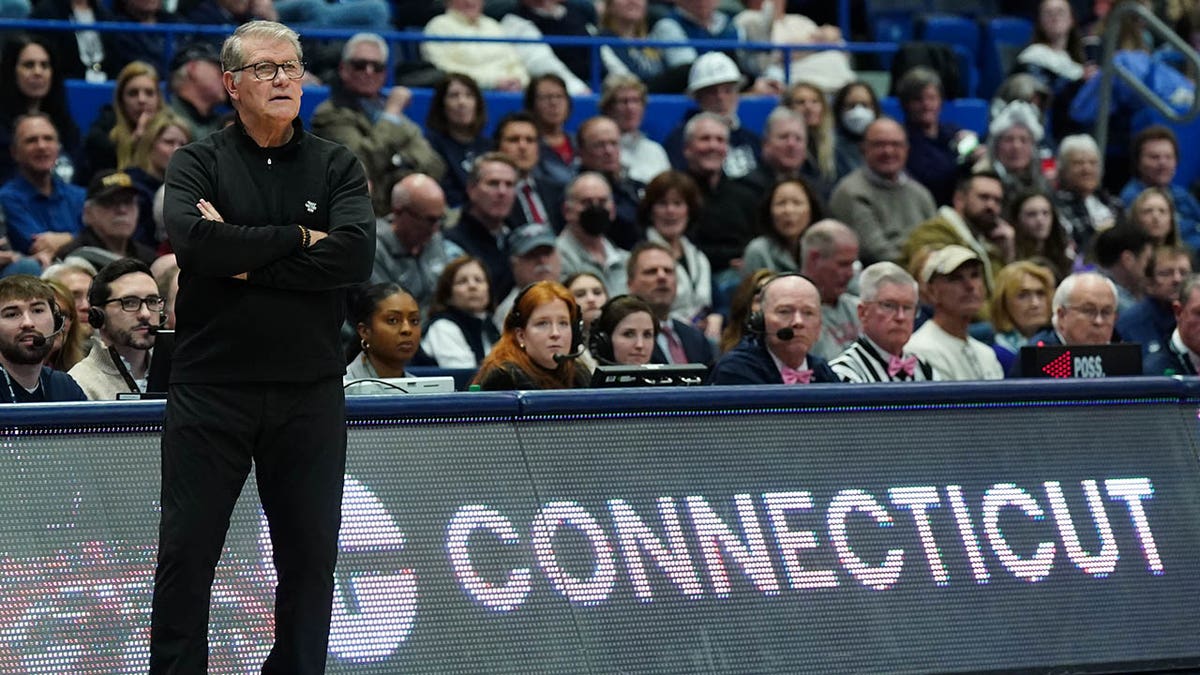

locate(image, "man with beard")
(555, 172), (629, 295)
(901, 170), (1015, 302)
(493, 222), (562, 330)
(626, 241), (713, 365)
(0, 275), (86, 403)
(68, 258), (161, 399)
(56, 170), (158, 266)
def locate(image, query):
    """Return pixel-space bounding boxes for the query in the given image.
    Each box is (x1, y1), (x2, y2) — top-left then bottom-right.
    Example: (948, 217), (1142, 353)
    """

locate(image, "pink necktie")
(521, 184), (545, 224)
(661, 323), (688, 364)
(781, 367), (813, 384)
(888, 354), (918, 378)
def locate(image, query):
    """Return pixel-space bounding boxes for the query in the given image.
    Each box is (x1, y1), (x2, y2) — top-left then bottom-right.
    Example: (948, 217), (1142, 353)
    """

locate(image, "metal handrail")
(1094, 0), (1200, 155)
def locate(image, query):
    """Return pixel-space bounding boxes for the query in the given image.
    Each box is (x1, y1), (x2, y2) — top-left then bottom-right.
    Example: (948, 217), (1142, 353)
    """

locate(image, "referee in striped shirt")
(830, 262), (938, 382)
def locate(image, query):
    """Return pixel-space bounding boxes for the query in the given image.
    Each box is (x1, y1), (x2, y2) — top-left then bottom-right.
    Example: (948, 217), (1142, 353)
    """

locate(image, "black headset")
(589, 295), (658, 363)
(746, 272), (815, 336)
(47, 300), (65, 335)
(86, 259), (165, 330)
(505, 281), (584, 355)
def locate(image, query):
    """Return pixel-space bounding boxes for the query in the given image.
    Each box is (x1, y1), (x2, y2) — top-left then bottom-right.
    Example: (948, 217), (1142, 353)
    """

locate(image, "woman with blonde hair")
(83, 60), (162, 177)
(473, 281), (590, 390)
(44, 278), (89, 372)
(126, 111), (191, 248)
(783, 81), (840, 185)
(988, 260), (1056, 371)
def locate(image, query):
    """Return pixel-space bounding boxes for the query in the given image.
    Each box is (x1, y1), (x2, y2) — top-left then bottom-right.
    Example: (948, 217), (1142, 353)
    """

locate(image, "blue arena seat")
(920, 14), (981, 65)
(981, 16), (1034, 100)
(65, 79), (778, 146)
(920, 15), (981, 97)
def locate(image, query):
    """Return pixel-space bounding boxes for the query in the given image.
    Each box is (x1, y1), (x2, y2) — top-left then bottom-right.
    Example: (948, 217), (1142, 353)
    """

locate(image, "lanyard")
(108, 347), (141, 393)
(0, 365), (40, 402)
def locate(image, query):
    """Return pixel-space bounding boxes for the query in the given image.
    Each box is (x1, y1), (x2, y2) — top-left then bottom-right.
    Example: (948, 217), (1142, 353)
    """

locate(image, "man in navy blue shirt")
(0, 275), (86, 403)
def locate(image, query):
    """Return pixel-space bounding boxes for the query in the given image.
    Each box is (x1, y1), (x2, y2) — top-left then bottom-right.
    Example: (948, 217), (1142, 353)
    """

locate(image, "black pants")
(149, 379), (346, 674)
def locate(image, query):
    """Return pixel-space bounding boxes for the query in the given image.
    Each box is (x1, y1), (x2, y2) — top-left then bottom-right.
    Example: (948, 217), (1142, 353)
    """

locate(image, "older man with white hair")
(1032, 271), (1120, 346)
(830, 262), (936, 382)
(1052, 134), (1121, 254)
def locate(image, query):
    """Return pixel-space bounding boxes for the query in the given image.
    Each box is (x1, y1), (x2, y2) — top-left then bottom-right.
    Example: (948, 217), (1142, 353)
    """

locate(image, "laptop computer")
(590, 364), (708, 388)
(1018, 343), (1142, 378)
(343, 376), (457, 395)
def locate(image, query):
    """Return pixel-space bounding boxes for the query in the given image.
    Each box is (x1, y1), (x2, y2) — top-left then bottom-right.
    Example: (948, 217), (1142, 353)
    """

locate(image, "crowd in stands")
(9, 0), (1200, 401)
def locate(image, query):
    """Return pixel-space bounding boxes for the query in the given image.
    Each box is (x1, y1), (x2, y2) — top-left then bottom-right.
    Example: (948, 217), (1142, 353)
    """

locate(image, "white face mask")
(841, 105), (875, 136)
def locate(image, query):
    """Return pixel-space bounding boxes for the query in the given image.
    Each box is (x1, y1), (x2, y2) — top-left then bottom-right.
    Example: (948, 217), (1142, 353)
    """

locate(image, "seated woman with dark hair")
(423, 256), (499, 369)
(590, 295), (658, 366)
(424, 73), (492, 209)
(346, 282), (428, 380)
(472, 280), (590, 391)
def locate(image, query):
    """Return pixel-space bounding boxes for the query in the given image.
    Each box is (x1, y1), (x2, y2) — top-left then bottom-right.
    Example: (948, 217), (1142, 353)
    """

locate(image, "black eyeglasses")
(231, 60), (306, 81)
(105, 295), (165, 312)
(347, 58), (386, 73)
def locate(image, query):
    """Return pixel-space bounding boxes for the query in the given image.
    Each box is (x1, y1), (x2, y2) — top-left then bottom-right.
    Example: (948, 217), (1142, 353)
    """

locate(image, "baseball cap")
(921, 245), (981, 283)
(506, 223), (557, 257)
(87, 170), (139, 202)
(170, 41), (222, 74)
(687, 52), (745, 95)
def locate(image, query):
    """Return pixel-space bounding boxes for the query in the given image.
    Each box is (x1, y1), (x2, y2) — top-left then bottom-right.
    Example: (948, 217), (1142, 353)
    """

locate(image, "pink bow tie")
(781, 366), (813, 384)
(888, 354), (918, 378)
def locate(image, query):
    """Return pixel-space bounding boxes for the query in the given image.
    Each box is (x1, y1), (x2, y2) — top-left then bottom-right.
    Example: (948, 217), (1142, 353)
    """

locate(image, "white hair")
(1051, 272), (1118, 331)
(341, 32), (388, 63)
(1057, 133), (1101, 163)
(858, 261), (917, 301)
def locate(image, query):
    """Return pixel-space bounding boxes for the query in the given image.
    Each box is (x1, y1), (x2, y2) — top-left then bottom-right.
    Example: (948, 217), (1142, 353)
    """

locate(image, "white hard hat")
(687, 52), (745, 96)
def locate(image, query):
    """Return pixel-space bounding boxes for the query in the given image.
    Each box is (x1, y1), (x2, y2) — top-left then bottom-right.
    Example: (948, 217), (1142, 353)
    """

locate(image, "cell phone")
(1083, 36), (1102, 64)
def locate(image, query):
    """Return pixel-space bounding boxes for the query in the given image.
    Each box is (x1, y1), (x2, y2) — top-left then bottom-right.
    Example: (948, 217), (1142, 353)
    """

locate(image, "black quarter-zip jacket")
(163, 117), (376, 383)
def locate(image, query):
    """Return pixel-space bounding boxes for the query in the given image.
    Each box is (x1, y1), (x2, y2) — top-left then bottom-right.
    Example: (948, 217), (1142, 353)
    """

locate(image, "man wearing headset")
(67, 257), (161, 399)
(0, 275), (86, 403)
(709, 273), (839, 385)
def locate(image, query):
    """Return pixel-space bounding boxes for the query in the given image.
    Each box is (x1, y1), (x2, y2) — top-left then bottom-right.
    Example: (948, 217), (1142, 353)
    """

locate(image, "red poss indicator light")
(1043, 351), (1073, 378)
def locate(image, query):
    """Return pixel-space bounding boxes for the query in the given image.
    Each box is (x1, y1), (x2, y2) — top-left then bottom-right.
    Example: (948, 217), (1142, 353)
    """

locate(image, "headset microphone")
(146, 311), (169, 334)
(29, 326), (64, 348)
(552, 344), (587, 364)
(775, 327), (795, 341)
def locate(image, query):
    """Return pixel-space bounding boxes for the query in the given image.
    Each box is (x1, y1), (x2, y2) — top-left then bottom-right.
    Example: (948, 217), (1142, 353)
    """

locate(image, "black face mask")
(579, 205), (611, 237)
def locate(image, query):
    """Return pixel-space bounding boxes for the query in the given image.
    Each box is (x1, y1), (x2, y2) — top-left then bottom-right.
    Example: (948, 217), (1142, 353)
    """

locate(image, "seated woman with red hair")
(472, 280), (591, 391)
